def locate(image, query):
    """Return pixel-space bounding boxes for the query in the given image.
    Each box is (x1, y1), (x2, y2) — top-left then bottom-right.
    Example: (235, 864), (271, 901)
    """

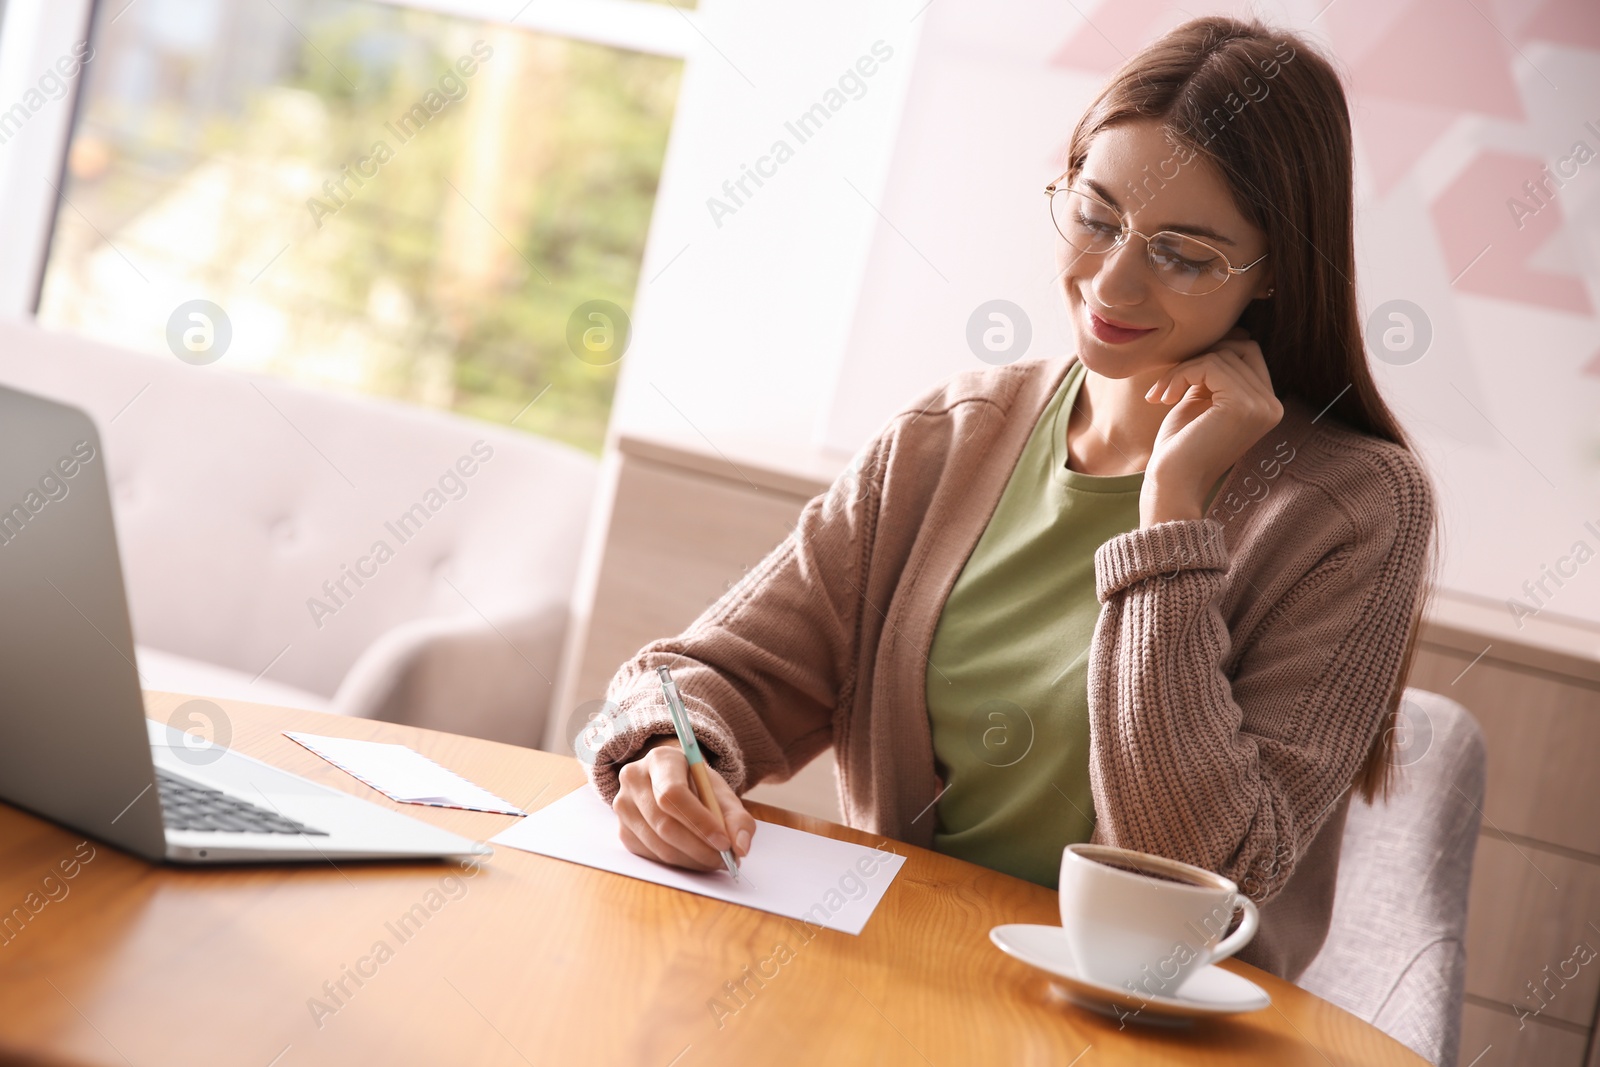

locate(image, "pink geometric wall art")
(1433, 149), (1593, 316)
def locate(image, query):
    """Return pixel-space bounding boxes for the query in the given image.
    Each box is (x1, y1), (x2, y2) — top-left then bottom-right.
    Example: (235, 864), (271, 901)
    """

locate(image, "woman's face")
(1055, 119), (1274, 382)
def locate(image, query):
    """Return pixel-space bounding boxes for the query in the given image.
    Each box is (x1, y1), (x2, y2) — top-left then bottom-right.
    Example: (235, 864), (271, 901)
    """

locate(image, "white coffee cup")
(1057, 843), (1259, 997)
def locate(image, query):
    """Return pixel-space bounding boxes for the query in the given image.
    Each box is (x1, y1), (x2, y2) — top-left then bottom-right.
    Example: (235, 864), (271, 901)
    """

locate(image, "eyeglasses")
(1045, 180), (1269, 296)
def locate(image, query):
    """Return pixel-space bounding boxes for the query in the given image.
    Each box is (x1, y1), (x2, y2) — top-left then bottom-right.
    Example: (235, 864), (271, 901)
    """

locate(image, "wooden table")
(0, 695), (1428, 1066)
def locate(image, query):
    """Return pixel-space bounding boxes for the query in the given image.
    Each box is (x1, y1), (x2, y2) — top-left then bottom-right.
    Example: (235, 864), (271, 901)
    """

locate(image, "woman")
(581, 14), (1434, 982)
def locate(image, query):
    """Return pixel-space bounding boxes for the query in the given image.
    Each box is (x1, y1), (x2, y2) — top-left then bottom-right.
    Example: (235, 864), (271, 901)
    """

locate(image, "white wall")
(607, 0), (925, 448)
(818, 2), (1102, 451)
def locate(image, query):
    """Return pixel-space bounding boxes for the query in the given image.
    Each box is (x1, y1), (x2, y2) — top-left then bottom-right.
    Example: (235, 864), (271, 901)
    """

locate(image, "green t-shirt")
(926, 360), (1143, 889)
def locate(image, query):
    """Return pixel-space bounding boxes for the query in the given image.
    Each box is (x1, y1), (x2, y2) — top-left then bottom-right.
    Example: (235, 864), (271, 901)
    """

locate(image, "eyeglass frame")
(1044, 175), (1270, 296)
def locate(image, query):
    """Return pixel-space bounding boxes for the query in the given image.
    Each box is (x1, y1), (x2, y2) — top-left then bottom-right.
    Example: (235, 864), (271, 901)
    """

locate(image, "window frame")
(0, 0), (694, 319)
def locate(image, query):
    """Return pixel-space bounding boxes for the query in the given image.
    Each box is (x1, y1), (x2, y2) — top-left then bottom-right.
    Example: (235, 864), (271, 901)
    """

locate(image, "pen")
(657, 665), (741, 881)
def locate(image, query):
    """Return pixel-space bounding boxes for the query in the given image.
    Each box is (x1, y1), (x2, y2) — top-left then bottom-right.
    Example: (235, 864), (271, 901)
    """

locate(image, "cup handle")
(1201, 895), (1259, 967)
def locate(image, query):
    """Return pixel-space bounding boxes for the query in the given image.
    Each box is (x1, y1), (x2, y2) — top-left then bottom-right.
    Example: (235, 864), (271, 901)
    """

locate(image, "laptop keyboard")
(156, 769), (328, 836)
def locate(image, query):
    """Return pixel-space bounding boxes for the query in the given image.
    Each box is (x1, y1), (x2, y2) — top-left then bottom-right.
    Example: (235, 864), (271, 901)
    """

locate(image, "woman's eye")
(1149, 235), (1222, 275)
(1074, 212), (1118, 235)
(1151, 249), (1212, 274)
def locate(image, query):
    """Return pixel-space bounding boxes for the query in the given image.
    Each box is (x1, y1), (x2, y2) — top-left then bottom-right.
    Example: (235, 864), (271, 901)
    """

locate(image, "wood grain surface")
(0, 694), (1429, 1067)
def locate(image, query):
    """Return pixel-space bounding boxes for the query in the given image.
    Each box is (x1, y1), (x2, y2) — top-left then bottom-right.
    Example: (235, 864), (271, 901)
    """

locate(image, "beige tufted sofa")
(0, 318), (597, 748)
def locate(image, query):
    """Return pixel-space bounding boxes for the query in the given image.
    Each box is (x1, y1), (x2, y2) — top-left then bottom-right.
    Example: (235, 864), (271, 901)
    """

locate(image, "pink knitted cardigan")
(585, 354), (1433, 981)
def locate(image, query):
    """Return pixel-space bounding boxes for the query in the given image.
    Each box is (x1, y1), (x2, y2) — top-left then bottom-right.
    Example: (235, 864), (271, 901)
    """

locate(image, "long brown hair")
(1062, 15), (1436, 803)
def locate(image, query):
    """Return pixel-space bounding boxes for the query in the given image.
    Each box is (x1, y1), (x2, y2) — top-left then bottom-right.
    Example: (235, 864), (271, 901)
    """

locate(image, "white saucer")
(989, 924), (1271, 1024)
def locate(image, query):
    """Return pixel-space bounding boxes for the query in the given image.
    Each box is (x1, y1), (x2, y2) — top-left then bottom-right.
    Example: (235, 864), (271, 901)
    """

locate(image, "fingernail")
(711, 832), (731, 852)
(737, 829), (752, 855)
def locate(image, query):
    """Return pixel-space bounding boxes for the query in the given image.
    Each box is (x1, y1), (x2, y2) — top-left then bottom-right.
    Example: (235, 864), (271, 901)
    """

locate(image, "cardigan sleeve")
(1084, 447), (1432, 905)
(580, 433), (888, 806)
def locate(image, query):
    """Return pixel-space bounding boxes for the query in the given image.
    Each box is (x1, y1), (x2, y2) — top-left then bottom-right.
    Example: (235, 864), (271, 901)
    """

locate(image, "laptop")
(0, 382), (490, 864)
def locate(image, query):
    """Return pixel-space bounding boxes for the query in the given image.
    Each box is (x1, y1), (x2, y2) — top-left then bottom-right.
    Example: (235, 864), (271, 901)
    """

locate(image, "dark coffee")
(1095, 859), (1199, 885)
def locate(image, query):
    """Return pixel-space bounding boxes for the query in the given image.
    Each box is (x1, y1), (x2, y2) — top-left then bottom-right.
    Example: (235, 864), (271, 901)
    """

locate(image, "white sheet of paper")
(284, 732), (525, 816)
(490, 787), (905, 935)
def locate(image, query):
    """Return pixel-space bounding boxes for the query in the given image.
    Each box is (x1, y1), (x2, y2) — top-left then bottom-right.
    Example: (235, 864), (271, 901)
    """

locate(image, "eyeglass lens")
(1052, 188), (1233, 295)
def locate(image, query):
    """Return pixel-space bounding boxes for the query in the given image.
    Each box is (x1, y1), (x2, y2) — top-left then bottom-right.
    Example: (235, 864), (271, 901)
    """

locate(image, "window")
(35, 0), (685, 454)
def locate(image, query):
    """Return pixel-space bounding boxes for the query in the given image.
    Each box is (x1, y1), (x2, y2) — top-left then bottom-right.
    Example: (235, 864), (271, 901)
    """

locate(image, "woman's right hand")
(613, 737), (757, 871)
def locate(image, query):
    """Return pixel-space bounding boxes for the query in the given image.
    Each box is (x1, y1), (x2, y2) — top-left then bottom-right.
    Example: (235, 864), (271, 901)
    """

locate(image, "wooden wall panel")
(1408, 643), (1600, 857)
(1463, 837), (1600, 1027)
(1460, 1001), (1590, 1067)
(560, 450), (847, 821)
(567, 454), (809, 717)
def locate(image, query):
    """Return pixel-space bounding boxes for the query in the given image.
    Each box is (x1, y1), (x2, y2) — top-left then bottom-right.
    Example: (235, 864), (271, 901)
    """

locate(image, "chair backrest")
(1296, 688), (1487, 1067)
(0, 318), (598, 698)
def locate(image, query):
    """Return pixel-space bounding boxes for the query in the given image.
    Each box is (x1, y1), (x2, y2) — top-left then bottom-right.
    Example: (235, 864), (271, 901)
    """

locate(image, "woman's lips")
(1087, 308), (1157, 344)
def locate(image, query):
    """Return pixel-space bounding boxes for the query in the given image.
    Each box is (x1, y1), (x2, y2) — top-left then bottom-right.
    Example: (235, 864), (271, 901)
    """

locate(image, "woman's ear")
(1233, 293), (1271, 345)
(1253, 267), (1275, 300)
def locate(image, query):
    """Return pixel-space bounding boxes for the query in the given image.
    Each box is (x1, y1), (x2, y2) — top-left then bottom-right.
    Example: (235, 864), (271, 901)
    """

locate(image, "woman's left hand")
(1140, 327), (1284, 527)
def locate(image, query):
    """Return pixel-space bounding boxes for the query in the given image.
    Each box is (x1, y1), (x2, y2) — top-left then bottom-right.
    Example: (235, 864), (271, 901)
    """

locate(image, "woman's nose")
(1088, 236), (1150, 304)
